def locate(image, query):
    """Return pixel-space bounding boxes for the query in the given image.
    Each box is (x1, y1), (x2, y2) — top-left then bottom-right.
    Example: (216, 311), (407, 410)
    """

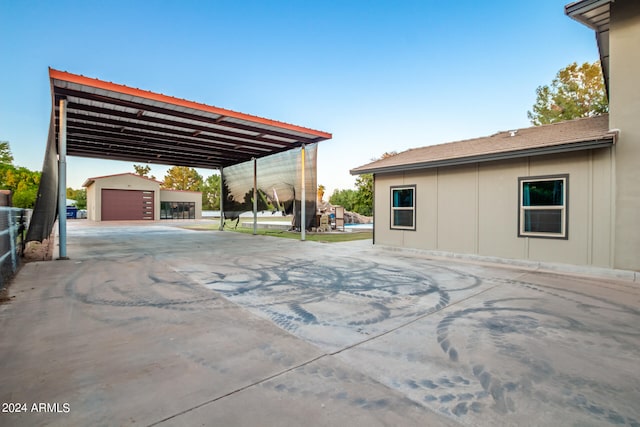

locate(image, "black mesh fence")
(222, 144), (317, 230)
(26, 108), (59, 243)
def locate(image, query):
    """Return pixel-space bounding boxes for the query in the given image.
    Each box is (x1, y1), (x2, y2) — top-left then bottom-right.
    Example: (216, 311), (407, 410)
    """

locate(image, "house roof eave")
(350, 138), (614, 175)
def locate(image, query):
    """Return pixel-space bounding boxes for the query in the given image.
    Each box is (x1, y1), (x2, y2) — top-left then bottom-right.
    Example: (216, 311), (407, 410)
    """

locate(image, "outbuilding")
(351, 0), (639, 272)
(83, 173), (202, 221)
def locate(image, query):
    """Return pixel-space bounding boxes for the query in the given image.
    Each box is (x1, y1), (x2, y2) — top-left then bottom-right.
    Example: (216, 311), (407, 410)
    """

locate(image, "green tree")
(527, 61), (608, 126)
(162, 166), (203, 191)
(349, 152), (395, 216)
(12, 187), (38, 209)
(66, 188), (87, 209)
(0, 141), (14, 165)
(201, 174), (221, 210)
(0, 164), (41, 209)
(329, 152), (396, 216)
(12, 167), (41, 209)
(133, 164), (155, 180)
(329, 188), (357, 211)
(353, 174), (373, 216)
(0, 142), (41, 208)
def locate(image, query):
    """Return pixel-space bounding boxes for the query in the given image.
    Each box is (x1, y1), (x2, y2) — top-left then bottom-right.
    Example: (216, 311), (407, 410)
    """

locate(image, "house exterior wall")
(159, 189), (202, 219)
(477, 160), (528, 259)
(374, 148), (614, 268)
(609, 1), (640, 270)
(436, 165), (478, 254)
(85, 175), (160, 221)
(404, 170), (438, 250)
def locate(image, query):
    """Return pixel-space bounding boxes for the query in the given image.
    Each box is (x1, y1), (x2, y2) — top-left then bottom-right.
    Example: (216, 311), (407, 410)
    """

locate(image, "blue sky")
(1, 0), (599, 196)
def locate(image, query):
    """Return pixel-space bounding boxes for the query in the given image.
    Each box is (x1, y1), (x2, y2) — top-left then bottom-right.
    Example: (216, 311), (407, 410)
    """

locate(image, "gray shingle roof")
(351, 114), (616, 175)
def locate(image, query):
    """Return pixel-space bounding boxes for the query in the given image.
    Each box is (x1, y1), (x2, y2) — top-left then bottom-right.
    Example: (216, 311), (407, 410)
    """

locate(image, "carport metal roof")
(50, 68), (332, 169)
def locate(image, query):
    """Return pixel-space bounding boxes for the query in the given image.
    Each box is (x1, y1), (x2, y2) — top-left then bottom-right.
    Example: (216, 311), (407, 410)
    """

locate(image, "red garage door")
(101, 189), (154, 221)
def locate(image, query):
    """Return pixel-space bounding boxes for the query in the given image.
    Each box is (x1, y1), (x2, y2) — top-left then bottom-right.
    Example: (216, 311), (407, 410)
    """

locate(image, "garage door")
(101, 189), (154, 221)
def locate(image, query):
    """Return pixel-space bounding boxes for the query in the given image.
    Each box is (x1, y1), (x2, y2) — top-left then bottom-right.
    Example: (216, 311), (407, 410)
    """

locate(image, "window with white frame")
(518, 175), (568, 239)
(390, 185), (416, 230)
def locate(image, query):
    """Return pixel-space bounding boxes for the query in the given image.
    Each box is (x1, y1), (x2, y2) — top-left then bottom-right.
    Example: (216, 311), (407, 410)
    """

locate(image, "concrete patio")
(1, 220), (638, 426)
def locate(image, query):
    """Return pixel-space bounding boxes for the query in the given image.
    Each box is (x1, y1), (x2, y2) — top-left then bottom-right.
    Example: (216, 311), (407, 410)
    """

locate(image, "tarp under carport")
(27, 69), (332, 255)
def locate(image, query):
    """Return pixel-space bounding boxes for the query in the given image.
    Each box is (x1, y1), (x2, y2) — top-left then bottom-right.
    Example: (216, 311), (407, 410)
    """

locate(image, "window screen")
(519, 175), (567, 238)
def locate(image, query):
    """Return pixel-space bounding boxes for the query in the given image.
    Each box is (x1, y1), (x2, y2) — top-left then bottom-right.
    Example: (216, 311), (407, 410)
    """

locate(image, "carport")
(27, 68), (332, 257)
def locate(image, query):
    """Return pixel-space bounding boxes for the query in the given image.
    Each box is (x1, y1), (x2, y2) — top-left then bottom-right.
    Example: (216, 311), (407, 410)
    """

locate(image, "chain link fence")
(0, 207), (31, 290)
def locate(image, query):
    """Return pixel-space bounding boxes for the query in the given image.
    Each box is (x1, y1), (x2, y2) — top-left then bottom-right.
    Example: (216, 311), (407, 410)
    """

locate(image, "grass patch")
(183, 221), (372, 243)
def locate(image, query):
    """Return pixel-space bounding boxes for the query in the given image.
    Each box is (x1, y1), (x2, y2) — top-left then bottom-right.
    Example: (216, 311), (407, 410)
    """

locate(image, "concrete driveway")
(1, 220), (639, 426)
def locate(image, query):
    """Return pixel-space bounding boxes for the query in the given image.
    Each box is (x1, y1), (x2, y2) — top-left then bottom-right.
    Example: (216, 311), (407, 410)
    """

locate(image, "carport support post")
(58, 98), (69, 259)
(253, 157), (257, 235)
(219, 168), (224, 231)
(301, 144), (306, 241)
